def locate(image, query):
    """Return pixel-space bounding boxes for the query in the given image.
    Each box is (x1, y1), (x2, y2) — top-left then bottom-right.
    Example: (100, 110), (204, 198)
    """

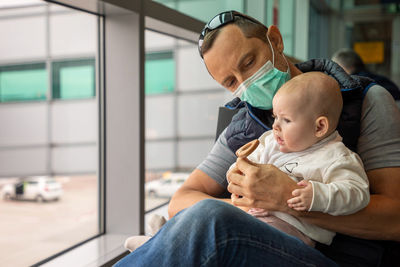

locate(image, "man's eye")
(244, 59), (254, 68)
(228, 79), (236, 88)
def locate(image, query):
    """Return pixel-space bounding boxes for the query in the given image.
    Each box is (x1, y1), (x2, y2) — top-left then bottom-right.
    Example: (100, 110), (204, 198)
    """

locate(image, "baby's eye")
(283, 118), (291, 123)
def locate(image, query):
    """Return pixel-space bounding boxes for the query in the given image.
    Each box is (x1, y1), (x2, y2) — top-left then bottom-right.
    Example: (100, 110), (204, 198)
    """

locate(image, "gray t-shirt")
(197, 85), (400, 188)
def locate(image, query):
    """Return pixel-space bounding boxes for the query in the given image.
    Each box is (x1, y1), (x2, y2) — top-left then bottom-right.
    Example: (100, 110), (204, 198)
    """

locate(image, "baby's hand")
(287, 180), (313, 211)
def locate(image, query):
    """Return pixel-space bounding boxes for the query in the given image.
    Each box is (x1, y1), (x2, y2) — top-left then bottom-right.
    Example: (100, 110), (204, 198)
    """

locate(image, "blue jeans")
(114, 199), (338, 267)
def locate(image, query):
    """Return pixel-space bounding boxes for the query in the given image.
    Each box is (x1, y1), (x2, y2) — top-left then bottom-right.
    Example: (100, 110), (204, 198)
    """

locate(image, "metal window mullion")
(45, 4), (53, 176)
(97, 14), (106, 235)
(173, 38), (178, 171)
(104, 3), (145, 235)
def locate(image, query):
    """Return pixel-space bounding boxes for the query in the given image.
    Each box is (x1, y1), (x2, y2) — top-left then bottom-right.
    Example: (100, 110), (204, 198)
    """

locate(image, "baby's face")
(272, 91), (319, 153)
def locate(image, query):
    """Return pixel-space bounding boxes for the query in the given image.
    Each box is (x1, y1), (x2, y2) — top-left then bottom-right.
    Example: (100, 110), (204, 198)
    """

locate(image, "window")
(145, 52), (175, 95)
(0, 63), (47, 102)
(52, 58), (96, 99)
(0, 2), (99, 266)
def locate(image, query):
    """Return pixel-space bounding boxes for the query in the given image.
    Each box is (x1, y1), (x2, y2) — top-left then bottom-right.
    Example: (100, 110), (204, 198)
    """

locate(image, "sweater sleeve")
(308, 152), (370, 216)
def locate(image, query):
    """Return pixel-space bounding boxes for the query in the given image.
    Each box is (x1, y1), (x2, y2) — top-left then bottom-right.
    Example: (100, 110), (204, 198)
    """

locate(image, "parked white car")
(1, 176), (63, 202)
(145, 172), (189, 198)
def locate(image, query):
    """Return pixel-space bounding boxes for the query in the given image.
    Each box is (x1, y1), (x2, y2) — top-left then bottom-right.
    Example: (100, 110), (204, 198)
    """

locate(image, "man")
(332, 48), (400, 100)
(116, 11), (400, 266)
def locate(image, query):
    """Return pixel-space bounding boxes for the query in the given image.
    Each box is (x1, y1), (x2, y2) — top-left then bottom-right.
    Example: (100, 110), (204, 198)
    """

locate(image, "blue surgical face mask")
(232, 36), (290, 110)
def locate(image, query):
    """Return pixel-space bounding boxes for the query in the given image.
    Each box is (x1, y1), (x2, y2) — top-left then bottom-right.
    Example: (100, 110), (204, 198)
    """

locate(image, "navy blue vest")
(224, 59), (375, 153)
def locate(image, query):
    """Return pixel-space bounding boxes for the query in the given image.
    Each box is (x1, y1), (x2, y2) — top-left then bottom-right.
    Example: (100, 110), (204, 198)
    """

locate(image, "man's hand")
(287, 180), (313, 211)
(227, 157), (298, 212)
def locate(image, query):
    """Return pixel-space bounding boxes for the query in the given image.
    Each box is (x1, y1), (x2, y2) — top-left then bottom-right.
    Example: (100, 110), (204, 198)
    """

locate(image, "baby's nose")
(272, 121), (280, 131)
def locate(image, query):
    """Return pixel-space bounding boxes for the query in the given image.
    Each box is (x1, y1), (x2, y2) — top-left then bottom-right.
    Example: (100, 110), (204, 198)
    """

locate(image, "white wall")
(0, 100), (97, 176)
(0, 103), (47, 146)
(51, 100), (97, 144)
(50, 12), (97, 58)
(0, 14), (46, 62)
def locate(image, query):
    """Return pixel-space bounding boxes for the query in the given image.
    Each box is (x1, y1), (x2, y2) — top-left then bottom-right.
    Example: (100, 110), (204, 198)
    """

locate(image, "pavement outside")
(0, 175), (98, 267)
(0, 175), (170, 267)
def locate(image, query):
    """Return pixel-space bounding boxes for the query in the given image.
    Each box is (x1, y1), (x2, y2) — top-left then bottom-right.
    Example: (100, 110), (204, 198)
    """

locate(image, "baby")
(231, 71), (370, 246)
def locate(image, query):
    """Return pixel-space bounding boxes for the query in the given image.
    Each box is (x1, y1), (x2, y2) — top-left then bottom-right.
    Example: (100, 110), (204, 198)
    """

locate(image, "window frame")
(38, 0), (204, 265)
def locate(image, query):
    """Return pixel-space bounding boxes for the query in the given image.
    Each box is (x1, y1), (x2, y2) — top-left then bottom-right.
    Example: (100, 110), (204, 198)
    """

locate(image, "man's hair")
(201, 16), (268, 57)
(331, 48), (366, 74)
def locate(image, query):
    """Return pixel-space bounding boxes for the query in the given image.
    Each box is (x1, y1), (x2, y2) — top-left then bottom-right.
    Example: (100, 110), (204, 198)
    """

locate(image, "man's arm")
(228, 160), (400, 241)
(168, 169), (230, 218)
(168, 127), (239, 218)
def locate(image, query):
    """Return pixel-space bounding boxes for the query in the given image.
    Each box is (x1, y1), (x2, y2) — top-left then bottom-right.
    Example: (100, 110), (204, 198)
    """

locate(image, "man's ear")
(315, 116), (329, 138)
(267, 25), (284, 53)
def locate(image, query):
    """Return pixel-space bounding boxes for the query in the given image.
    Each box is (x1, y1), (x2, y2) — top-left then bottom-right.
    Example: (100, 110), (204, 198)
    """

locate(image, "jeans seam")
(201, 237), (317, 267)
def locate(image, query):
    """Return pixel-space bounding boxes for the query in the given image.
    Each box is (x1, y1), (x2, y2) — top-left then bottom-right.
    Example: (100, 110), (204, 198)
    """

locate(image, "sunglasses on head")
(198, 10), (267, 58)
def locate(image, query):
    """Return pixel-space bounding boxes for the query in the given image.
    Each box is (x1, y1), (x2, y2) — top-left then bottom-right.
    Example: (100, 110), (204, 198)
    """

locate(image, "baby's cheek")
(279, 145), (291, 153)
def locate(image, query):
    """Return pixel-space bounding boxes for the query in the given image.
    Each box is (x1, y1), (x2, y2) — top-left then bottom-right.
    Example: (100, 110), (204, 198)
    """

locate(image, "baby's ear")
(315, 116), (329, 138)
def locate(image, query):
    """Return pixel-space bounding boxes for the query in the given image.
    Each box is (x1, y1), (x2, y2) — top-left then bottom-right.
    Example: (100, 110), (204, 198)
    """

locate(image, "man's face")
(203, 24), (273, 92)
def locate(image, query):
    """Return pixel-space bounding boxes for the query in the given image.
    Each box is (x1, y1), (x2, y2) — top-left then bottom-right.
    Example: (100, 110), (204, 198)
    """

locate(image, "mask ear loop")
(267, 35), (290, 73)
(283, 54), (290, 73)
(266, 35), (275, 66)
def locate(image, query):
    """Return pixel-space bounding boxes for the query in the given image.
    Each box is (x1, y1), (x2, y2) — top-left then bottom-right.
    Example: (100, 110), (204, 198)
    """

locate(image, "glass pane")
(144, 29), (226, 213)
(0, 2), (99, 266)
(176, 47), (220, 91)
(0, 64), (47, 102)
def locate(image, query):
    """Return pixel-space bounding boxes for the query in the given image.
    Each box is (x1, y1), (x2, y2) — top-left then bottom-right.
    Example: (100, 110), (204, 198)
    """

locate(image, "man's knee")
(188, 199), (236, 217)
(181, 199), (245, 226)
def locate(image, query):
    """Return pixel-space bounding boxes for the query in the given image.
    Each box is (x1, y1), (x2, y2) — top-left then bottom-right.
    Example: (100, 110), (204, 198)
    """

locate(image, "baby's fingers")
(291, 188), (303, 197)
(287, 196), (301, 205)
(297, 180), (309, 187)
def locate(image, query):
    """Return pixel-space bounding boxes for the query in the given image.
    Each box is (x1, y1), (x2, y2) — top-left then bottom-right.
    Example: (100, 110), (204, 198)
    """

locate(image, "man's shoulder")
(364, 83), (393, 98)
(357, 84), (400, 170)
(362, 84), (396, 111)
(360, 84), (398, 134)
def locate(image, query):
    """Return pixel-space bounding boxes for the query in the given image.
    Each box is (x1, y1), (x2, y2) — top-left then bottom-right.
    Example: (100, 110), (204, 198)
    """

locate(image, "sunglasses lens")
(208, 12), (233, 30)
